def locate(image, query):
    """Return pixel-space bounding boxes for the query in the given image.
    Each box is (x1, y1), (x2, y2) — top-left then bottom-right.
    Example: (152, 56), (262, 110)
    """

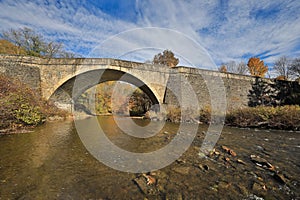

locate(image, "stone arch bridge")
(0, 55), (258, 112)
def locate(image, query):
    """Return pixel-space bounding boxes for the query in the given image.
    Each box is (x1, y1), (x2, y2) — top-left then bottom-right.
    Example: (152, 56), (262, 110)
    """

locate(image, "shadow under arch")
(49, 69), (160, 111)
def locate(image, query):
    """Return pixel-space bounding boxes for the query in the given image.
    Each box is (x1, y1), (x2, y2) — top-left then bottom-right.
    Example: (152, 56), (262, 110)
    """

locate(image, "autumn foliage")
(226, 105), (300, 130)
(0, 74), (67, 130)
(247, 57), (268, 77)
(78, 81), (152, 116)
(153, 50), (179, 67)
(219, 65), (227, 72)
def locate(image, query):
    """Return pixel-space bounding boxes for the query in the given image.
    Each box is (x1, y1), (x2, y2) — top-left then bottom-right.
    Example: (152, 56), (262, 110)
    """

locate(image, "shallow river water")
(0, 116), (299, 199)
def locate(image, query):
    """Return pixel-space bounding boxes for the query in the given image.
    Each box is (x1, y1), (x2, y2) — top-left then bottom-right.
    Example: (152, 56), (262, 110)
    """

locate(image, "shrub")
(0, 74), (67, 130)
(165, 106), (201, 123)
(198, 105), (211, 123)
(14, 103), (45, 126)
(166, 105), (181, 123)
(226, 105), (300, 130)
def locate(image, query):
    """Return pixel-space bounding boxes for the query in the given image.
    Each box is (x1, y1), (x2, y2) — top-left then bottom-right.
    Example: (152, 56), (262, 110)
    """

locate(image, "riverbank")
(225, 105), (300, 131)
(148, 105), (300, 131)
(0, 74), (68, 134)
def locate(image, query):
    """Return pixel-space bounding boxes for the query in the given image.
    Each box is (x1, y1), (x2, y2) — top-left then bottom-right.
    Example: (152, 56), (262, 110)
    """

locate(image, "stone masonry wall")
(164, 67), (255, 111)
(164, 67), (300, 111)
(0, 55), (42, 94)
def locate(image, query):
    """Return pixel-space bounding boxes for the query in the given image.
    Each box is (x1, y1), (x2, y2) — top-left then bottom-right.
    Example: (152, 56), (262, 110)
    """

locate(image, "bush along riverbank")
(146, 105), (300, 131)
(0, 74), (68, 134)
(226, 105), (300, 131)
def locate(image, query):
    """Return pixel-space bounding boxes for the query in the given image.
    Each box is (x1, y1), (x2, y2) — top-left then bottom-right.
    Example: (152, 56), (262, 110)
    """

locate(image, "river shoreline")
(1, 112), (299, 136)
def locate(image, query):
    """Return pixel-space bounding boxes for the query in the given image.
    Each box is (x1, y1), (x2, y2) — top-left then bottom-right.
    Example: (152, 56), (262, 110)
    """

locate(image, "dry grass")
(165, 103), (300, 130)
(226, 105), (300, 130)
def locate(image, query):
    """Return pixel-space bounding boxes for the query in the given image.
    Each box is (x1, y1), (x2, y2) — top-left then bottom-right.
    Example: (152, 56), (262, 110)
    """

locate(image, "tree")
(2, 27), (45, 57)
(44, 41), (63, 58)
(290, 58), (300, 79)
(248, 78), (277, 106)
(59, 51), (77, 58)
(236, 61), (248, 75)
(219, 61), (248, 75)
(273, 56), (292, 80)
(219, 65), (227, 72)
(247, 57), (268, 77)
(1, 27), (76, 58)
(153, 50), (179, 67)
(275, 75), (287, 81)
(79, 81), (152, 116)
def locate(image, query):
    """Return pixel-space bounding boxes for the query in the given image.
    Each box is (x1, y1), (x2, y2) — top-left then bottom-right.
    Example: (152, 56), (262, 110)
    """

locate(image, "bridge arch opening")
(49, 69), (160, 115)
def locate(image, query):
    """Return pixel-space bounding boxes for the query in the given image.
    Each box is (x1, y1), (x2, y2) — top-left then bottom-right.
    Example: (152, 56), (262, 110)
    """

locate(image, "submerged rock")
(133, 176), (149, 194)
(173, 166), (191, 175)
(222, 145), (237, 156)
(237, 159), (247, 165)
(198, 164), (209, 171)
(133, 174), (157, 195)
(244, 194), (264, 200)
(273, 172), (287, 184)
(250, 155), (275, 171)
(198, 152), (207, 159)
(165, 193), (183, 200)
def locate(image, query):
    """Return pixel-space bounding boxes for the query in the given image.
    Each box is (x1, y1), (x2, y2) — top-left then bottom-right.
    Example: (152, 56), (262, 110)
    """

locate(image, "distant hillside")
(0, 39), (26, 55)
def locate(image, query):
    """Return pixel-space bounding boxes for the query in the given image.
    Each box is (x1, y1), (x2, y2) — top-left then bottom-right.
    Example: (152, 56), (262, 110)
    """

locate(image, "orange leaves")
(153, 50), (179, 67)
(219, 65), (227, 72)
(247, 57), (268, 77)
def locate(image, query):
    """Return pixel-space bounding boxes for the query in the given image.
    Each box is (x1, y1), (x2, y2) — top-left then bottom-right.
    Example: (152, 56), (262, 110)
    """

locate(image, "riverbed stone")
(172, 167), (191, 175)
(133, 176), (157, 195)
(165, 193), (183, 200)
(250, 155), (275, 171)
(273, 172), (287, 184)
(252, 182), (267, 197)
(237, 184), (249, 196)
(197, 163), (210, 171)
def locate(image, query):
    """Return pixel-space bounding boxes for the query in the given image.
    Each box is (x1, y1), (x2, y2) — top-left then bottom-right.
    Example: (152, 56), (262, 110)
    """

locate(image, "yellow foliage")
(275, 75), (287, 80)
(153, 50), (179, 67)
(247, 57), (268, 77)
(219, 65), (227, 72)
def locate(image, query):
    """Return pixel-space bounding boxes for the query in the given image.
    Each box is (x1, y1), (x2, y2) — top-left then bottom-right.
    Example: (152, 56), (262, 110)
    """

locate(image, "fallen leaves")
(142, 174), (156, 185)
(222, 145), (237, 156)
(133, 173), (157, 195)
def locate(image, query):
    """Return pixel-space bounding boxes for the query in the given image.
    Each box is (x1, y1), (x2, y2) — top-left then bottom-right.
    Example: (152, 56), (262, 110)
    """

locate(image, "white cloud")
(0, 0), (136, 54)
(0, 0), (299, 70)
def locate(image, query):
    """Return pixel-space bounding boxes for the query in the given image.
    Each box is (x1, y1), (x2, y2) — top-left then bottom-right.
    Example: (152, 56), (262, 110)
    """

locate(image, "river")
(0, 116), (299, 199)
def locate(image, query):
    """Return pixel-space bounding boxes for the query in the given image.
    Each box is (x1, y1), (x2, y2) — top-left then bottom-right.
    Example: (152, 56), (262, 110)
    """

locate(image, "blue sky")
(0, 0), (300, 70)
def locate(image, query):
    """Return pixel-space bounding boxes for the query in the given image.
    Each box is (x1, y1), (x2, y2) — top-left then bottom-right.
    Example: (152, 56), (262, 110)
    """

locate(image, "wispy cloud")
(0, 0), (299, 69)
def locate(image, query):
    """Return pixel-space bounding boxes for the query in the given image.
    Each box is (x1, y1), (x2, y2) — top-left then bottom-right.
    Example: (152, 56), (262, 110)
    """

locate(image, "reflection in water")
(97, 116), (179, 152)
(75, 116), (191, 172)
(30, 122), (72, 168)
(0, 116), (299, 199)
